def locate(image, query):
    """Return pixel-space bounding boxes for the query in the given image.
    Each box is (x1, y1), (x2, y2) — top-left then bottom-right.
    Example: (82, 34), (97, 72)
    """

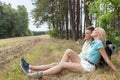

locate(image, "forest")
(32, 0), (120, 46)
(0, 0), (120, 46)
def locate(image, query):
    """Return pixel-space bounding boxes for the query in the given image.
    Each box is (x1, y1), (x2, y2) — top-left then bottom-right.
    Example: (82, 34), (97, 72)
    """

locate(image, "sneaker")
(20, 58), (29, 73)
(21, 58), (29, 66)
(27, 71), (43, 79)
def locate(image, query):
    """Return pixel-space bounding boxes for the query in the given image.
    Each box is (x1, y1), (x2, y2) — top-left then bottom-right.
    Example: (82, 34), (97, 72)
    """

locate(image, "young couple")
(20, 27), (117, 79)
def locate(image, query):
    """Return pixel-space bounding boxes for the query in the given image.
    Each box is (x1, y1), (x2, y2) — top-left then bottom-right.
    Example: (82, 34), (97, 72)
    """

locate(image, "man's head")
(85, 26), (95, 40)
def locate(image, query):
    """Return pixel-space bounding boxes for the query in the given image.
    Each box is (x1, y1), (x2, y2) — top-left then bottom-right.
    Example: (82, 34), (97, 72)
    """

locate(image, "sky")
(0, 0), (49, 31)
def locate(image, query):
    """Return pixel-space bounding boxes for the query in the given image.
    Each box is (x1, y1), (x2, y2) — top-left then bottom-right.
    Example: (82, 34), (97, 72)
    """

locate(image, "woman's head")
(91, 27), (106, 46)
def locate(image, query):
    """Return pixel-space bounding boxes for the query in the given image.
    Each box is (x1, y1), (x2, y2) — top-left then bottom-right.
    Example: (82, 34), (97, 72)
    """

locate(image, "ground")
(0, 35), (120, 80)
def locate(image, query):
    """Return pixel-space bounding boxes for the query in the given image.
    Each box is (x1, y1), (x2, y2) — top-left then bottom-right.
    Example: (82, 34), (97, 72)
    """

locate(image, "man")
(79, 26), (94, 59)
(20, 26), (95, 74)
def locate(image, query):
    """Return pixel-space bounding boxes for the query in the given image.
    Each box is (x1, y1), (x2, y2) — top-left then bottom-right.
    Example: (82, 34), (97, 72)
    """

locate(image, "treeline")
(32, 0), (120, 46)
(32, 31), (46, 35)
(0, 2), (32, 39)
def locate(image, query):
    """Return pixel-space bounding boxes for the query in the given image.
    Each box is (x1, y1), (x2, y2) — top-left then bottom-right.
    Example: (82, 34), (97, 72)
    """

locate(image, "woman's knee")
(65, 49), (73, 55)
(51, 62), (58, 66)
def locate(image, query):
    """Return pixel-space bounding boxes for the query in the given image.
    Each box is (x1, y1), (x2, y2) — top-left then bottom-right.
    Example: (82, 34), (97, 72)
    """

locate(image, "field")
(0, 35), (120, 80)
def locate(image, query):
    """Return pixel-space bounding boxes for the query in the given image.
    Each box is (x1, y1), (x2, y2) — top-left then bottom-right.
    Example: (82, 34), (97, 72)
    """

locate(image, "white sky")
(0, 0), (48, 31)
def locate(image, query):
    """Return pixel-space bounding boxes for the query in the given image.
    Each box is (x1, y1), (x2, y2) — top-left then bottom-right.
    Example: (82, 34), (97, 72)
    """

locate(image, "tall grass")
(0, 35), (120, 80)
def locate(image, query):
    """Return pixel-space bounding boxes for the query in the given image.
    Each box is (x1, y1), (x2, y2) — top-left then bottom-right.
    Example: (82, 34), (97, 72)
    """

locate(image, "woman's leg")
(60, 49), (80, 63)
(30, 63), (58, 71)
(27, 62), (83, 78)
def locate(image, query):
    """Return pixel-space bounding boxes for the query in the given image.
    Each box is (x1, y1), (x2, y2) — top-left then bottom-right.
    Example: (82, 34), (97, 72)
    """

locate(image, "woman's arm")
(99, 48), (117, 72)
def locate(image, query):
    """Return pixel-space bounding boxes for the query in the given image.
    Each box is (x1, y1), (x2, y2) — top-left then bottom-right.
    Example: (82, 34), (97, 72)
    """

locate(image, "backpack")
(98, 40), (117, 66)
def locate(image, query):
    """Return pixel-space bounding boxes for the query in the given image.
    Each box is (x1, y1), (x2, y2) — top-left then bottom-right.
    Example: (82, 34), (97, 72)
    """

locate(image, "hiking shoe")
(20, 58), (29, 73)
(27, 71), (43, 79)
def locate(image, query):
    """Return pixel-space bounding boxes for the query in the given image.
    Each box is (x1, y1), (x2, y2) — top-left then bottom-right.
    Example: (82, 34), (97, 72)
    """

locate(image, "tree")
(0, 2), (31, 38)
(31, 0), (89, 40)
(84, 0), (92, 27)
(88, 0), (120, 46)
(17, 5), (29, 36)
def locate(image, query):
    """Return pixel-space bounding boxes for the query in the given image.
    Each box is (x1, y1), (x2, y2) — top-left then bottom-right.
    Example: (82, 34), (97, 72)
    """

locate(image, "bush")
(47, 28), (59, 38)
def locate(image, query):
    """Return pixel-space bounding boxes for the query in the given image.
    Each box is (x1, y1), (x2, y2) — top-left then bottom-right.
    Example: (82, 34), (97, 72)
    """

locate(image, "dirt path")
(0, 35), (50, 73)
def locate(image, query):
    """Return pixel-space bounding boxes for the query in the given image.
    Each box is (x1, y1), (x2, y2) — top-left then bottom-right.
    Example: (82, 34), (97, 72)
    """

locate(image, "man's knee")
(59, 62), (66, 68)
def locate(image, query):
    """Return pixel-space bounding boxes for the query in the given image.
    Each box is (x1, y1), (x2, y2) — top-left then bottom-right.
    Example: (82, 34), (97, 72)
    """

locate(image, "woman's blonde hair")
(95, 27), (106, 46)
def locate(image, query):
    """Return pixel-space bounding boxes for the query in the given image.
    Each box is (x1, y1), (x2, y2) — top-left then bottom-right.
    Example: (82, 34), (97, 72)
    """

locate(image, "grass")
(0, 35), (120, 80)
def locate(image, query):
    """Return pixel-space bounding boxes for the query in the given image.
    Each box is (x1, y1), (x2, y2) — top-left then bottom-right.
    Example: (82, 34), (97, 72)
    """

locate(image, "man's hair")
(86, 26), (95, 32)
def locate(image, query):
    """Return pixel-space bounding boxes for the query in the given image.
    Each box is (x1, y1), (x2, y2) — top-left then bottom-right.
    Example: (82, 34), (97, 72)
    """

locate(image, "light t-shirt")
(85, 40), (104, 64)
(78, 41), (91, 59)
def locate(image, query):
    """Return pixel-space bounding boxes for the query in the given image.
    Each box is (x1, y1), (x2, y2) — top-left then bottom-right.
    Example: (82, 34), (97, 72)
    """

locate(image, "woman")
(21, 27), (117, 79)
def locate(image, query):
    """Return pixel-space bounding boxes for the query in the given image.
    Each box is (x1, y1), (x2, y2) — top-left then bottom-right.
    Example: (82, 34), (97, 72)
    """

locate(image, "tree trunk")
(84, 0), (92, 27)
(79, 0), (83, 39)
(73, 0), (77, 40)
(76, 0), (80, 40)
(66, 0), (69, 40)
(69, 0), (76, 40)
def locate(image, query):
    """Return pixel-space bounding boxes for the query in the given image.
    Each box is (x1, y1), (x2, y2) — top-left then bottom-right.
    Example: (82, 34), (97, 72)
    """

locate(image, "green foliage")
(47, 28), (59, 38)
(105, 26), (120, 46)
(16, 5), (29, 36)
(32, 0), (52, 25)
(0, 2), (32, 38)
(88, 0), (120, 46)
(98, 12), (112, 27)
(32, 0), (68, 32)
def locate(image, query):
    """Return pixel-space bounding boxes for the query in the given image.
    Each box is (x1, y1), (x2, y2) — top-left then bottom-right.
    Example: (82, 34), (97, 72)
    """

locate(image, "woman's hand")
(113, 69), (120, 79)
(111, 67), (117, 72)
(99, 48), (117, 72)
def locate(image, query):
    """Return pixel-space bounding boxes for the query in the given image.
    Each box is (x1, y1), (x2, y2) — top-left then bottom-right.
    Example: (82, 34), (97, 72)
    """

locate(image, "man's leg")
(27, 62), (83, 78)
(43, 62), (83, 75)
(30, 49), (80, 72)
